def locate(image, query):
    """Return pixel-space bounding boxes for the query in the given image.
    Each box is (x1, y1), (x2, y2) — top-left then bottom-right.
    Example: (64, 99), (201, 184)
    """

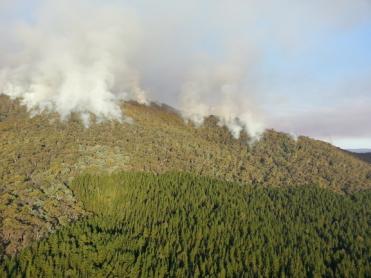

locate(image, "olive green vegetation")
(2, 172), (370, 277)
(1, 95), (371, 254)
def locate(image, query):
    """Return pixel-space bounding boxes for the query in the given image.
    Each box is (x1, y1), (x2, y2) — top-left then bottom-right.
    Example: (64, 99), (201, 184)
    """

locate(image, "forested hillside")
(352, 152), (371, 164)
(1, 95), (371, 255)
(1, 172), (370, 277)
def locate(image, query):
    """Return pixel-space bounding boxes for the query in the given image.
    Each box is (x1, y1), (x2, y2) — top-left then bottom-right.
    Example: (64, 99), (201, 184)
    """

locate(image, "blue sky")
(259, 20), (371, 148)
(1, 0), (370, 148)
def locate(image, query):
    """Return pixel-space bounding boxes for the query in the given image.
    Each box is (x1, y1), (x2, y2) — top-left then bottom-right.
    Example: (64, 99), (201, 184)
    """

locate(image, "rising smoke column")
(0, 1), (147, 124)
(180, 57), (265, 138)
(0, 0), (265, 137)
(1, 0), (369, 138)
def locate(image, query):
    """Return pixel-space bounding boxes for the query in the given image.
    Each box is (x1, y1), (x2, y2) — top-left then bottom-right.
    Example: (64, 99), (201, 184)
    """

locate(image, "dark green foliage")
(2, 172), (370, 277)
(2, 95), (371, 254)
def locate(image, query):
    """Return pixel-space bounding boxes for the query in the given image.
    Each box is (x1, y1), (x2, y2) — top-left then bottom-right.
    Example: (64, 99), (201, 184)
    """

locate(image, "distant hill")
(347, 149), (371, 153)
(349, 152), (371, 164)
(344, 149), (371, 163)
(1, 95), (371, 255)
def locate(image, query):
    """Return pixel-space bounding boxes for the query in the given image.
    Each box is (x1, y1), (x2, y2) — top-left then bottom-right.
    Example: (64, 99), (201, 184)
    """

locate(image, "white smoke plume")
(1, 0), (370, 137)
(180, 57), (264, 138)
(0, 0), (266, 137)
(0, 1), (147, 124)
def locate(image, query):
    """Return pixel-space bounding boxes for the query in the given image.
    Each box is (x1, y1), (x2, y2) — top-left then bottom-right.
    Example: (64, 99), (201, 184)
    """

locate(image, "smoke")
(180, 55), (264, 138)
(1, 0), (370, 137)
(0, 1), (147, 124)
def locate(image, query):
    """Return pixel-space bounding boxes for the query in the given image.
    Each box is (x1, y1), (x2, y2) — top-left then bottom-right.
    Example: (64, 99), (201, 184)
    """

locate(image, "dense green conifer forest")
(1, 96), (371, 255)
(2, 172), (370, 277)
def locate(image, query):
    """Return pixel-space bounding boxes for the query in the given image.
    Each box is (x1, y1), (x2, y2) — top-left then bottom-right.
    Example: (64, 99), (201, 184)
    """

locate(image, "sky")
(0, 0), (370, 149)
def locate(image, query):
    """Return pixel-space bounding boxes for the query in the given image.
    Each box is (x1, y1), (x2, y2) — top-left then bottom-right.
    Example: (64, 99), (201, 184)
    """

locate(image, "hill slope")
(2, 172), (370, 277)
(1, 95), (371, 254)
(351, 152), (371, 164)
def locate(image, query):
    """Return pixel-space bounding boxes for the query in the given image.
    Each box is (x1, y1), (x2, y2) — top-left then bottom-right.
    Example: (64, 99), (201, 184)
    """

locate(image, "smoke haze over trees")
(1, 0), (370, 144)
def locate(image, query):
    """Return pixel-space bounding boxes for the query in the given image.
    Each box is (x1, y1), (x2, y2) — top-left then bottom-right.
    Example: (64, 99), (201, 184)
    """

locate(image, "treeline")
(352, 152), (371, 164)
(1, 172), (370, 277)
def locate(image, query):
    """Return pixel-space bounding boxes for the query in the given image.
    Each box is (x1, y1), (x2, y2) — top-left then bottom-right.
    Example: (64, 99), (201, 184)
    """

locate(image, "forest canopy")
(1, 97), (371, 255)
(2, 172), (370, 277)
